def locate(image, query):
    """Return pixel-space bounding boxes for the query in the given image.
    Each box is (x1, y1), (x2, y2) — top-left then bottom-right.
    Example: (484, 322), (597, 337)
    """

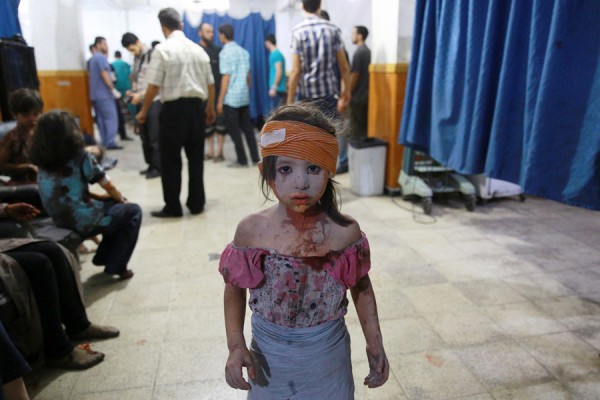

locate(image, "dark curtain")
(183, 12), (275, 120)
(0, 0), (21, 37)
(399, 0), (600, 210)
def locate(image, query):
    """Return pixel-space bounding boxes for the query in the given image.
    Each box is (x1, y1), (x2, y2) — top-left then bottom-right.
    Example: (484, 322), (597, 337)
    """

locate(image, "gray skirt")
(248, 314), (354, 400)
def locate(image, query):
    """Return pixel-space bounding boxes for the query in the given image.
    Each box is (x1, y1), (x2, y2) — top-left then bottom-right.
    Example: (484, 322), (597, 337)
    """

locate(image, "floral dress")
(219, 233), (371, 399)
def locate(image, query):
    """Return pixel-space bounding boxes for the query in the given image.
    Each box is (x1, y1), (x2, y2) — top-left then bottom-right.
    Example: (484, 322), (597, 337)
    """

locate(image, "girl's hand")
(225, 346), (255, 390)
(364, 345), (389, 388)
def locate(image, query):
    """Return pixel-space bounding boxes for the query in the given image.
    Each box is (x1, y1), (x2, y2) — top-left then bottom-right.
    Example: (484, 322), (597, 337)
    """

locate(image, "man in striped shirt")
(287, 0), (351, 116)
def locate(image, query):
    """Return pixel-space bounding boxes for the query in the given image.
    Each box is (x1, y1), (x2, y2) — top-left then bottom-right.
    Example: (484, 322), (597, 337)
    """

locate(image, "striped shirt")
(219, 41), (251, 108)
(291, 15), (344, 99)
(145, 30), (214, 102)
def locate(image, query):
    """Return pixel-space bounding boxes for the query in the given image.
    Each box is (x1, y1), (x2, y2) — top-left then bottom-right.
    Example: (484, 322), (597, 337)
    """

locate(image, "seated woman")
(0, 203), (119, 370)
(0, 89), (42, 185)
(30, 111), (141, 280)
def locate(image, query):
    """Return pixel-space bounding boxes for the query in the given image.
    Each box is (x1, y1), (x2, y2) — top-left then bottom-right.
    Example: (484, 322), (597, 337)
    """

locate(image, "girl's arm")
(98, 176), (125, 203)
(224, 285), (255, 390)
(350, 274), (389, 388)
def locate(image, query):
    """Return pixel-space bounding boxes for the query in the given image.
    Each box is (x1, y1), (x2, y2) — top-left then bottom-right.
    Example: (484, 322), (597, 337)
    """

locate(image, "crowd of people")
(1, 0), (379, 398)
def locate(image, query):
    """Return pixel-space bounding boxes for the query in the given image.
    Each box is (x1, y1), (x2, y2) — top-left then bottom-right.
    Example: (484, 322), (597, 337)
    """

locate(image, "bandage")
(259, 121), (339, 175)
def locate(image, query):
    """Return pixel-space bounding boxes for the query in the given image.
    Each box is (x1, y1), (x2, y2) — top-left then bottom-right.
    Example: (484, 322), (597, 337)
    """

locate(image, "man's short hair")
(355, 26), (369, 40)
(121, 32), (139, 48)
(94, 36), (105, 46)
(302, 0), (321, 13)
(151, 41), (160, 48)
(218, 24), (234, 41)
(9, 88), (43, 116)
(114, 51), (122, 58)
(265, 34), (276, 45)
(158, 8), (181, 31)
(319, 9), (330, 20)
(89, 44), (95, 52)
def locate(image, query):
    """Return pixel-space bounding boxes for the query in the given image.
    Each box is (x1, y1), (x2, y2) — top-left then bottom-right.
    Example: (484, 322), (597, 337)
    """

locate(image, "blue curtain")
(0, 0), (21, 37)
(183, 12), (275, 119)
(400, 0), (600, 210)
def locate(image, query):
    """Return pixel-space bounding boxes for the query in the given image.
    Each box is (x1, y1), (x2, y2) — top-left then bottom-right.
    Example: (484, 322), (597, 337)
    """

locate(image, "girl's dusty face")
(270, 155), (329, 214)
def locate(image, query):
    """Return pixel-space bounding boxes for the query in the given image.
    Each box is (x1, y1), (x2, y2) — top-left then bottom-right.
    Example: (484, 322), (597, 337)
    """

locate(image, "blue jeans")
(92, 98), (118, 147)
(89, 201), (142, 274)
(269, 92), (287, 112)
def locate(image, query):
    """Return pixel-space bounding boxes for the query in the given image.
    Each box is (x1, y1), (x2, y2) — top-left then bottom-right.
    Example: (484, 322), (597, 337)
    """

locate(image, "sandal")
(70, 323), (120, 341)
(46, 345), (105, 370)
(213, 155), (225, 163)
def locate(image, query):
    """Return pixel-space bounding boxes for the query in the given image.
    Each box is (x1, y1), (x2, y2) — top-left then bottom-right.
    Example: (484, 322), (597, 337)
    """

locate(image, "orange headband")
(259, 120), (339, 175)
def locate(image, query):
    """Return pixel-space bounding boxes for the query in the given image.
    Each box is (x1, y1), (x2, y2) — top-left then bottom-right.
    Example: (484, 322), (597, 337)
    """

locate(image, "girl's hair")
(30, 111), (84, 172)
(260, 103), (352, 227)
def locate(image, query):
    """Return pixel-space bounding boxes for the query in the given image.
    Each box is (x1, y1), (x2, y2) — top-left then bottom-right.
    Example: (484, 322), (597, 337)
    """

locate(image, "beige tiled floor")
(26, 136), (600, 399)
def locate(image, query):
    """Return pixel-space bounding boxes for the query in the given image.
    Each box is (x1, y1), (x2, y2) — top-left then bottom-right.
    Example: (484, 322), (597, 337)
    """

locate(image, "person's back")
(111, 56), (131, 93)
(220, 41), (250, 107)
(291, 16), (343, 99)
(149, 33), (211, 102)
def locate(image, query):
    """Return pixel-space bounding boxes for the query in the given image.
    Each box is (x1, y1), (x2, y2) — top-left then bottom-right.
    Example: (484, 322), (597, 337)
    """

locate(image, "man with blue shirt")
(88, 36), (121, 150)
(217, 24), (259, 168)
(265, 34), (287, 111)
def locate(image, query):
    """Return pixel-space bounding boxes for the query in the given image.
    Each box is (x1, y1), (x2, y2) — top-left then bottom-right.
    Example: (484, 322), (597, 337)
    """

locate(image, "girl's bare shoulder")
(233, 207), (278, 247)
(328, 214), (362, 250)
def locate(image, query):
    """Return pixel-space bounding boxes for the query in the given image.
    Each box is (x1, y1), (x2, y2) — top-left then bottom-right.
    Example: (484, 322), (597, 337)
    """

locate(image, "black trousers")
(140, 101), (162, 171)
(159, 98), (206, 214)
(6, 242), (90, 359)
(223, 105), (260, 165)
(115, 99), (127, 140)
(349, 101), (368, 139)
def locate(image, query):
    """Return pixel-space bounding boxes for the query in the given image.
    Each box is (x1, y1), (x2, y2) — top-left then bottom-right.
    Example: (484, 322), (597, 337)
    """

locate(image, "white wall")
(19, 0), (86, 70)
(371, 0), (416, 64)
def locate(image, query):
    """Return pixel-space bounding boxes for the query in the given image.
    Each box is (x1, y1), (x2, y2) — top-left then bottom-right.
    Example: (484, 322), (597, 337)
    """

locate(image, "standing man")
(349, 26), (371, 140)
(111, 51), (131, 98)
(89, 36), (121, 150)
(137, 8), (216, 218)
(287, 0), (351, 116)
(122, 32), (161, 179)
(199, 22), (226, 162)
(217, 23), (260, 168)
(264, 34), (287, 111)
(111, 51), (133, 142)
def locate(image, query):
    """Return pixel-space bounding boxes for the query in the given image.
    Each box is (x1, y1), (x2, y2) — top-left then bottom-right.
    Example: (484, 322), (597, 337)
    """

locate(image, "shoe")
(139, 168), (149, 175)
(188, 208), (204, 215)
(227, 162), (248, 168)
(145, 169), (161, 179)
(213, 155), (225, 163)
(46, 346), (105, 370)
(106, 145), (124, 150)
(70, 324), (120, 341)
(336, 164), (349, 174)
(118, 270), (134, 280)
(121, 136), (134, 141)
(204, 154), (213, 161)
(151, 209), (183, 218)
